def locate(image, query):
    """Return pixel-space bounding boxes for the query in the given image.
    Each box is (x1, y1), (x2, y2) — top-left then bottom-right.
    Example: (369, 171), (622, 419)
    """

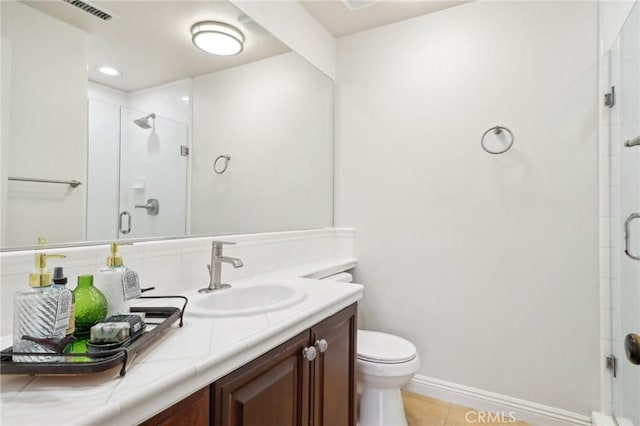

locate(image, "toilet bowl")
(319, 272), (420, 426)
(357, 330), (420, 426)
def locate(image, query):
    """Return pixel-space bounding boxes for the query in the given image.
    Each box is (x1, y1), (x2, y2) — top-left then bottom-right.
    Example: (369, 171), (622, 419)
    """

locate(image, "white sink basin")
(189, 284), (307, 317)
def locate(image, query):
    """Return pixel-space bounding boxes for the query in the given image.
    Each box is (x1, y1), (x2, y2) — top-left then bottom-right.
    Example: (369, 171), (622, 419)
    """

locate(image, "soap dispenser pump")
(95, 243), (141, 317)
(13, 253), (73, 362)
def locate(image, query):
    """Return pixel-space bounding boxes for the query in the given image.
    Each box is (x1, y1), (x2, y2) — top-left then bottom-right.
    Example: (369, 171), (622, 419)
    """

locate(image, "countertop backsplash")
(0, 228), (355, 336)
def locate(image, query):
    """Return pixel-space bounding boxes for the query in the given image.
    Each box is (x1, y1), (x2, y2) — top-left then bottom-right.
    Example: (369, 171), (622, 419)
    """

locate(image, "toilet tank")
(321, 272), (354, 283)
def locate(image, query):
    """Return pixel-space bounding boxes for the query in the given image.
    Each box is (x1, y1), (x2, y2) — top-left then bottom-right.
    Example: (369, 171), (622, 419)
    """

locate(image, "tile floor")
(402, 391), (528, 426)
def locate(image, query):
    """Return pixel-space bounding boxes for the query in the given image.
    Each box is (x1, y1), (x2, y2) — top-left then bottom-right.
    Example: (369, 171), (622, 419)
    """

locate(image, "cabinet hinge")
(604, 86), (615, 108)
(180, 145), (189, 156)
(606, 354), (617, 378)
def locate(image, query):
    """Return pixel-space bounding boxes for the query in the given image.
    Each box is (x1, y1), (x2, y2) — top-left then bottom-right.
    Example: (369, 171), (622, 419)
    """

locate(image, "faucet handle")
(211, 241), (237, 257)
(212, 240), (236, 247)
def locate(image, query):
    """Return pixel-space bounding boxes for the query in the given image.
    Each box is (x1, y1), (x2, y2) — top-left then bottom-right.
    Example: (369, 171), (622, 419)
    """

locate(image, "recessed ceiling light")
(191, 21), (244, 56)
(96, 66), (121, 76)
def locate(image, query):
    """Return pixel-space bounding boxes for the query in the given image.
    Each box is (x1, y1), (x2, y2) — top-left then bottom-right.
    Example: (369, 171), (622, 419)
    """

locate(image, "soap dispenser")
(13, 253), (73, 362)
(95, 243), (141, 317)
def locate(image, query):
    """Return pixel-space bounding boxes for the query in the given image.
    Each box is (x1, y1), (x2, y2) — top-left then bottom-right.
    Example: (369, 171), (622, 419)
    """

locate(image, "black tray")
(0, 295), (187, 377)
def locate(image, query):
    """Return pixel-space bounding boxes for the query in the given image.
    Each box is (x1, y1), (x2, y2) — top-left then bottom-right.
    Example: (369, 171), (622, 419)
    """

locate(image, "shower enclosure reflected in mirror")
(87, 102), (188, 241)
(0, 0), (334, 249)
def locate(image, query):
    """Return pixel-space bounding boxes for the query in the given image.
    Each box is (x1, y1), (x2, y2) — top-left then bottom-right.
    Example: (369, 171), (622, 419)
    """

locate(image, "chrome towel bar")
(8, 177), (82, 188)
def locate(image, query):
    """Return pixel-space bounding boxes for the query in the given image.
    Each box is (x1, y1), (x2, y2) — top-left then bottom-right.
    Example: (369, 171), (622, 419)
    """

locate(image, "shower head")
(133, 113), (156, 129)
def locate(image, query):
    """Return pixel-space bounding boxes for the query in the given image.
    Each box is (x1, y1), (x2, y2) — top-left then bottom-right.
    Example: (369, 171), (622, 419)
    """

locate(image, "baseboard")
(591, 411), (616, 426)
(405, 374), (592, 426)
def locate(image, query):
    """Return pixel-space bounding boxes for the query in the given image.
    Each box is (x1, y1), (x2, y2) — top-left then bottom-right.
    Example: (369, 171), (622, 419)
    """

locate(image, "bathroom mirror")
(0, 0), (334, 249)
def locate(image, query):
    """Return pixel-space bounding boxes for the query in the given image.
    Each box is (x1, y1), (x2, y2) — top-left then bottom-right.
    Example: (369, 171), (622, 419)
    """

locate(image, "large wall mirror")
(0, 0), (334, 250)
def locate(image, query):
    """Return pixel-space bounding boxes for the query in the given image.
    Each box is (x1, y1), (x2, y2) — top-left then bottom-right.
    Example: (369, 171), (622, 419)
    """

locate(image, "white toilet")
(320, 272), (420, 426)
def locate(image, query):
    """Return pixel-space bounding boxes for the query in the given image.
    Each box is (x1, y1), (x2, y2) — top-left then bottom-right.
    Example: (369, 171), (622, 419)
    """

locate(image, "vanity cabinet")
(140, 386), (210, 426)
(138, 304), (356, 426)
(213, 303), (357, 426)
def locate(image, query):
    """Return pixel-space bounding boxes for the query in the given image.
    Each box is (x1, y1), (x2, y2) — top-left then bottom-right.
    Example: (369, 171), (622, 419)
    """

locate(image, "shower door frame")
(603, 2), (640, 423)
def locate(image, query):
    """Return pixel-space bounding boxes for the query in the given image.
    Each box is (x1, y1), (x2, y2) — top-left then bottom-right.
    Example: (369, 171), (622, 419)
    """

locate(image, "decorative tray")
(0, 295), (187, 377)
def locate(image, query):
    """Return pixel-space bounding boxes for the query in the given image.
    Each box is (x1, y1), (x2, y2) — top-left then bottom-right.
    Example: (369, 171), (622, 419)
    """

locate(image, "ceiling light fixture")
(191, 21), (244, 56)
(96, 66), (120, 76)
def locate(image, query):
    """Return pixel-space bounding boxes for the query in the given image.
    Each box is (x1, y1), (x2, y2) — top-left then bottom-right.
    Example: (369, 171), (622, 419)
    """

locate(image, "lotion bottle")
(95, 243), (141, 317)
(13, 253), (72, 362)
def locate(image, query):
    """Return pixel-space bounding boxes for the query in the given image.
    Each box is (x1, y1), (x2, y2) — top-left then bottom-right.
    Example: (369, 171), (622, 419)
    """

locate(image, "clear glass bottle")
(13, 253), (72, 363)
(73, 275), (108, 337)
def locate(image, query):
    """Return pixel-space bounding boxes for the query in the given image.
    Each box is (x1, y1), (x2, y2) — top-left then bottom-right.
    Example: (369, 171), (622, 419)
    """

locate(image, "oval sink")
(190, 284), (307, 317)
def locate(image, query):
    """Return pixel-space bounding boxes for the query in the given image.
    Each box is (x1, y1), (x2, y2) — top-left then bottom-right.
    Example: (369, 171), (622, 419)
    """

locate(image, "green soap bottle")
(73, 275), (107, 337)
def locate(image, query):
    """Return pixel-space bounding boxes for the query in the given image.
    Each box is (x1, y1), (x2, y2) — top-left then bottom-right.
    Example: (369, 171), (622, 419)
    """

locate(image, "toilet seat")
(357, 330), (417, 364)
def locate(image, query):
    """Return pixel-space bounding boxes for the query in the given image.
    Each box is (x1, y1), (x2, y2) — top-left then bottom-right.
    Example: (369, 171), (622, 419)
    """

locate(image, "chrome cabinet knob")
(314, 339), (328, 353)
(302, 346), (317, 361)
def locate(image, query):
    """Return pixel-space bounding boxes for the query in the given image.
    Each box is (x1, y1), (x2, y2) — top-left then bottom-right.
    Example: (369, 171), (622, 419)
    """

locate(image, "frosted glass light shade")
(191, 21), (244, 56)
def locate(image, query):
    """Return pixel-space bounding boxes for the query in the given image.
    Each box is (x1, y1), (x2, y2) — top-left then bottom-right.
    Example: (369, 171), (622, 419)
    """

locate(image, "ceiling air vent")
(62, 0), (113, 21)
(341, 0), (380, 11)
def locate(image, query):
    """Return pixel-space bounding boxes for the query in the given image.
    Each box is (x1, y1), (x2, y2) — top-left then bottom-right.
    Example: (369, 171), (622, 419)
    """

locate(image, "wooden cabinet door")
(140, 386), (210, 426)
(213, 330), (311, 426)
(311, 304), (357, 426)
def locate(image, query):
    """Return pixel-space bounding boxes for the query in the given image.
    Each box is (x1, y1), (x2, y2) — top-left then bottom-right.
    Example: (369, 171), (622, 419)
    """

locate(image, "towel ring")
(214, 154), (231, 174)
(481, 126), (514, 154)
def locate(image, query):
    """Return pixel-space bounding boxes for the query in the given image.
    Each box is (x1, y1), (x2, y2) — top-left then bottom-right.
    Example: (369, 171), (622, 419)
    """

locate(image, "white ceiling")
(22, 0), (471, 92)
(22, 1), (290, 92)
(300, 0), (471, 37)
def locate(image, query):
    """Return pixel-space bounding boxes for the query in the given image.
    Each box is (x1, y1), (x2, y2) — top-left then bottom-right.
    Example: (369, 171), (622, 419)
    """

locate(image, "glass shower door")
(610, 2), (640, 424)
(118, 107), (188, 239)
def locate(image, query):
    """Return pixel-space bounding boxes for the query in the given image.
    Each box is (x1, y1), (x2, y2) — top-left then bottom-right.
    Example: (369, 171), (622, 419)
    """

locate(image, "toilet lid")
(357, 330), (417, 364)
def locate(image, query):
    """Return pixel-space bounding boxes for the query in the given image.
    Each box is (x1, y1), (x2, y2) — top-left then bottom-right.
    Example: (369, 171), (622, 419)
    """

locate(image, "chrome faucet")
(198, 241), (244, 293)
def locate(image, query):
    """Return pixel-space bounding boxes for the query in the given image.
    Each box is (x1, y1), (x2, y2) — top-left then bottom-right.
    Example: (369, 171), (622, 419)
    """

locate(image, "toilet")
(320, 272), (420, 426)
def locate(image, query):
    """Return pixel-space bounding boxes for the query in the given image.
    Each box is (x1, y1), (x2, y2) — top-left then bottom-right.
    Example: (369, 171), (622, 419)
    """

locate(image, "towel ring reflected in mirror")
(214, 154), (231, 174)
(481, 125), (514, 154)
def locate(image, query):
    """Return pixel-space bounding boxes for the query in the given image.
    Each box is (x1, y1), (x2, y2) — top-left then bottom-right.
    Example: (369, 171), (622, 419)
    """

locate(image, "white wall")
(1, 1), (87, 247)
(335, 0), (600, 416)
(230, 0), (336, 79)
(129, 79), (191, 126)
(191, 52), (333, 236)
(601, 0), (638, 53)
(86, 98), (121, 241)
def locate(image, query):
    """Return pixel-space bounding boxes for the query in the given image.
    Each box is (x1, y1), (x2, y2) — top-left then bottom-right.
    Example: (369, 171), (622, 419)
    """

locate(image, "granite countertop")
(0, 258), (361, 425)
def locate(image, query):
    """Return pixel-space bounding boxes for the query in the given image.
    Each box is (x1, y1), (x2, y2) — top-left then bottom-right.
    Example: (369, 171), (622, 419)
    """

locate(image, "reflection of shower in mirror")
(133, 113), (156, 129)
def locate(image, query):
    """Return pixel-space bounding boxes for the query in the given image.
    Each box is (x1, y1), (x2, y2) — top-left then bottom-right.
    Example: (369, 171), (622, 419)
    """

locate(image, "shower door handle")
(624, 213), (640, 260)
(624, 135), (640, 147)
(119, 211), (131, 235)
(625, 334), (640, 365)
